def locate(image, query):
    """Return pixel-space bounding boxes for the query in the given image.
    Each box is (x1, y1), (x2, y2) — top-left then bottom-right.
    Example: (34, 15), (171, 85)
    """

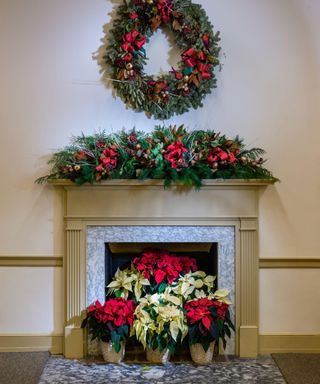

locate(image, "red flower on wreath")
(164, 142), (188, 169)
(129, 12), (139, 20)
(182, 48), (212, 80)
(122, 30), (146, 53)
(202, 34), (210, 47)
(157, 0), (173, 23)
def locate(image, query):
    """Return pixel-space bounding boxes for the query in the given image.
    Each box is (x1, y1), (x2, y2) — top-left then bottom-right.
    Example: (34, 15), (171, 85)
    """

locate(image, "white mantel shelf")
(52, 178), (274, 359)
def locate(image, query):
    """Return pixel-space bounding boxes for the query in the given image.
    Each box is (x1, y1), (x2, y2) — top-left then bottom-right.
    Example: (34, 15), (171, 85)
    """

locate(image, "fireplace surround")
(52, 179), (273, 359)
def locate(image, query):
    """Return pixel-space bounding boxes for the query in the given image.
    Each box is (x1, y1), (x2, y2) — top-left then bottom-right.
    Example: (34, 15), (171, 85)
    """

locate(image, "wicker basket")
(146, 347), (170, 364)
(189, 342), (215, 365)
(101, 340), (125, 363)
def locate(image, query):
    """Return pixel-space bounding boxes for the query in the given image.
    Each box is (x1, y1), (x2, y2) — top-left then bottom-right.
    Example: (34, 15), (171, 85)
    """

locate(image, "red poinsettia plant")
(133, 251), (197, 291)
(184, 297), (234, 351)
(81, 298), (136, 352)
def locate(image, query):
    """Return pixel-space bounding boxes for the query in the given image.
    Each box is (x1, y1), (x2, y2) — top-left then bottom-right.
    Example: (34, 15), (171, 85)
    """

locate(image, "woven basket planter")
(146, 347), (170, 364)
(189, 342), (215, 365)
(101, 341), (125, 363)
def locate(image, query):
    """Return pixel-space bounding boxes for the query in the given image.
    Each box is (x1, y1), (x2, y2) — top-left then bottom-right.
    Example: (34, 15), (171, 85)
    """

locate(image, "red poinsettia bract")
(207, 147), (237, 167)
(184, 298), (229, 332)
(164, 142), (188, 169)
(133, 251), (197, 285)
(88, 298), (136, 328)
(96, 146), (119, 175)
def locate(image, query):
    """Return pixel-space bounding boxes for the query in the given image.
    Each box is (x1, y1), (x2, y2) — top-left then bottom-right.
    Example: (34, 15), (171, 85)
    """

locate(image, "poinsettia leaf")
(114, 289), (123, 298)
(224, 324), (231, 338)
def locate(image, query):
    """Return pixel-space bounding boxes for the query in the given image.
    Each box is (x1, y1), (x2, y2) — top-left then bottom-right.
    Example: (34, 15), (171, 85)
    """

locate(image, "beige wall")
(0, 0), (319, 337)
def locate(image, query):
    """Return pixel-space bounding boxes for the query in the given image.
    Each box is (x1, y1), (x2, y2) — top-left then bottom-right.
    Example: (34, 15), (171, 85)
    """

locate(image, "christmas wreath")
(104, 0), (221, 120)
(36, 125), (278, 189)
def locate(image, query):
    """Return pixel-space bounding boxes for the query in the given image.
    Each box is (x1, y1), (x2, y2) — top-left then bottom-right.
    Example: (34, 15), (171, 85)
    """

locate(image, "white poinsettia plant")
(167, 270), (232, 304)
(107, 266), (150, 300)
(103, 251), (234, 354)
(131, 292), (188, 354)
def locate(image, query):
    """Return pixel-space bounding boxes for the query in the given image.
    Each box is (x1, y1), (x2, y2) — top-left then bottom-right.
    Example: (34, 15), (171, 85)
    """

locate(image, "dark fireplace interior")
(105, 242), (218, 290)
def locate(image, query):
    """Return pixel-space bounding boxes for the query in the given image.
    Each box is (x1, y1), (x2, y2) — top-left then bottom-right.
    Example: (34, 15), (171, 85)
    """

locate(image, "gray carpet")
(0, 352), (49, 384)
(272, 354), (320, 384)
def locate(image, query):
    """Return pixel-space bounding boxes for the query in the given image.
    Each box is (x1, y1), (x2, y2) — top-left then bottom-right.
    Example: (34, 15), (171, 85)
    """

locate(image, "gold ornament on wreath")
(104, 0), (221, 120)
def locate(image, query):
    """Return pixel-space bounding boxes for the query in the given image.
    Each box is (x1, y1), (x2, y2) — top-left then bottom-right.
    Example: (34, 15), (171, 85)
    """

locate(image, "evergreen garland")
(104, 0), (221, 119)
(36, 125), (278, 189)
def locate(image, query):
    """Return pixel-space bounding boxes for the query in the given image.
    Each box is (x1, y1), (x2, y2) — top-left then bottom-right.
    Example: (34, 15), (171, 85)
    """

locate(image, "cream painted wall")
(0, 0), (319, 335)
(0, 268), (63, 334)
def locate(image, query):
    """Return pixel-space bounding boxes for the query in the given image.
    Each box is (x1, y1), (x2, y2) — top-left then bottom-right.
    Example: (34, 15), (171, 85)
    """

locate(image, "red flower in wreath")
(157, 0), (173, 23)
(122, 30), (146, 53)
(164, 142), (188, 169)
(182, 48), (212, 80)
(129, 12), (139, 20)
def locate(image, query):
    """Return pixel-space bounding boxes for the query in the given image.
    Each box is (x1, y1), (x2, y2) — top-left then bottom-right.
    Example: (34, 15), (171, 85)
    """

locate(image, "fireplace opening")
(105, 242), (218, 290)
(103, 242), (218, 361)
(86, 225), (235, 356)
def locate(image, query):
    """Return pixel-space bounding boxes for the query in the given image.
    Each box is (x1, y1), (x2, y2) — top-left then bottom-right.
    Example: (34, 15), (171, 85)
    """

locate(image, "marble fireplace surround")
(53, 179), (273, 359)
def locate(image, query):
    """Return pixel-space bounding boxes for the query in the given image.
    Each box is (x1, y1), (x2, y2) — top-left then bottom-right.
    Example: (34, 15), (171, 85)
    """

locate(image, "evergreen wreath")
(104, 0), (221, 120)
(36, 125), (278, 189)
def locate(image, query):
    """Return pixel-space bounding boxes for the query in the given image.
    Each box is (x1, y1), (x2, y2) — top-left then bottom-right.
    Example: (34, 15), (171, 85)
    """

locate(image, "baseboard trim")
(259, 334), (320, 354)
(1, 334), (318, 355)
(0, 256), (63, 267)
(259, 258), (320, 269)
(0, 335), (63, 354)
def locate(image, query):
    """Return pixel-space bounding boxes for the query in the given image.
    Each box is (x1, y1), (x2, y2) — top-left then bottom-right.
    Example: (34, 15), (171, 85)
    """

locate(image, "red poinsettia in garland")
(184, 297), (234, 351)
(164, 141), (188, 170)
(81, 298), (136, 352)
(95, 145), (119, 180)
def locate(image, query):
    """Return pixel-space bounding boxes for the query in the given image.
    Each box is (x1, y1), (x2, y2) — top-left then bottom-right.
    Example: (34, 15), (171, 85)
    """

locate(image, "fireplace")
(53, 179), (273, 358)
(86, 225), (235, 355)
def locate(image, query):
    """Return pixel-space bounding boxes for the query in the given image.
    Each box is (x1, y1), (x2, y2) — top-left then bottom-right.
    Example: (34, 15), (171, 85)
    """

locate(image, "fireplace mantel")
(52, 179), (274, 359)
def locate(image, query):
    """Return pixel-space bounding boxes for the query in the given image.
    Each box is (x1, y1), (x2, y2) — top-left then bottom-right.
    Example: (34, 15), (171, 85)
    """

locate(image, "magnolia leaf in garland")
(103, 0), (221, 119)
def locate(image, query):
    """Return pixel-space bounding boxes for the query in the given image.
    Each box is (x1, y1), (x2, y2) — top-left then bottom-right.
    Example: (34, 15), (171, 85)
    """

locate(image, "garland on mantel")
(36, 125), (277, 189)
(104, 0), (221, 119)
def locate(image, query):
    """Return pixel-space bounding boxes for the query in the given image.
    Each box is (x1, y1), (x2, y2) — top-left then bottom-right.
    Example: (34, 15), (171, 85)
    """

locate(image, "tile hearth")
(39, 355), (285, 384)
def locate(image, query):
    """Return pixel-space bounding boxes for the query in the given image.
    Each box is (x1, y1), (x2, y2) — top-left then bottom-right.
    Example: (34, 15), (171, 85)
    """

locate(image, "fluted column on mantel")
(64, 220), (84, 358)
(239, 218), (259, 357)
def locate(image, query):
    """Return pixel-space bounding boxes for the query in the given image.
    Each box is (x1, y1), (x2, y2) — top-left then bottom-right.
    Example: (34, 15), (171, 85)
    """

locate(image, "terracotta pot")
(189, 342), (215, 365)
(146, 346), (170, 364)
(101, 340), (125, 363)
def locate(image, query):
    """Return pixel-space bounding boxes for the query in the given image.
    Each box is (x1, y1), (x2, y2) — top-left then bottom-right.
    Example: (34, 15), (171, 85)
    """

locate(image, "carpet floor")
(272, 354), (320, 384)
(0, 352), (49, 384)
(38, 355), (285, 384)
